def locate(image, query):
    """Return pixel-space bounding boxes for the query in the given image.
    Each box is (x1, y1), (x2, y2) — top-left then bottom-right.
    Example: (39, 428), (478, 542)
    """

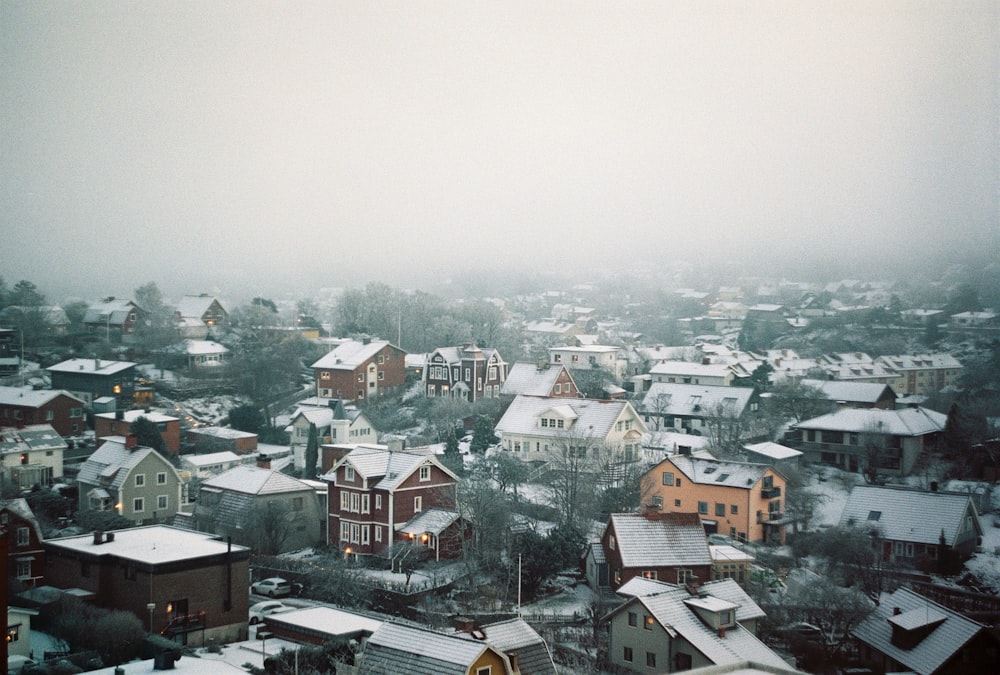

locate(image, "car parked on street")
(251, 577), (292, 598)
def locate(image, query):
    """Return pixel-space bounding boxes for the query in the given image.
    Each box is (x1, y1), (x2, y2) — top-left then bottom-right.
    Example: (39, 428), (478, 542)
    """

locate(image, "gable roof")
(838, 485), (982, 546)
(800, 378), (897, 404)
(649, 361), (735, 378)
(608, 512), (711, 568)
(359, 622), (507, 675)
(325, 446), (458, 490)
(311, 339), (403, 370)
(605, 584), (788, 669)
(175, 294), (223, 319)
(398, 508), (461, 537)
(0, 497), (45, 542)
(640, 383), (756, 417)
(0, 424), (67, 454)
(76, 439), (134, 485)
(83, 298), (138, 325)
(201, 465), (313, 495)
(495, 395), (640, 440)
(663, 456), (779, 489)
(455, 618), (556, 675)
(0, 386), (84, 408)
(794, 406), (947, 436)
(851, 587), (986, 675)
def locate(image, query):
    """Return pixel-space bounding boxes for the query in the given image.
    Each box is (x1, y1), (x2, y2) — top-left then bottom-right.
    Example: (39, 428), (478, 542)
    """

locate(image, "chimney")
(116, 409), (124, 421)
(718, 626), (726, 638)
(453, 616), (475, 633)
(94, 357), (101, 371)
(930, 481), (938, 492)
(125, 434), (138, 449)
(257, 455), (271, 469)
(93, 531), (104, 545)
(106, 532), (115, 543)
(685, 577), (701, 596)
(702, 356), (710, 365)
(508, 652), (520, 671)
(893, 607), (901, 615)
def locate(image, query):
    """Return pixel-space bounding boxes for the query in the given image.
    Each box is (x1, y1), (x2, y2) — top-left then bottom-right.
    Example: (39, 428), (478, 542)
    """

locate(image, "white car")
(249, 600), (291, 625)
(251, 577), (292, 597)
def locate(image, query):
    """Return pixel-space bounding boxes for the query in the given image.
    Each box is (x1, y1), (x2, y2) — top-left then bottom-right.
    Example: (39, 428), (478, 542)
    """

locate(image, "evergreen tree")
(469, 414), (498, 454)
(304, 423), (319, 478)
(131, 415), (166, 453)
(441, 428), (464, 475)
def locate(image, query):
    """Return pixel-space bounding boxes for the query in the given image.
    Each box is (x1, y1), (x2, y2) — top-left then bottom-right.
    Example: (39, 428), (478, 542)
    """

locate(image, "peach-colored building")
(641, 456), (788, 544)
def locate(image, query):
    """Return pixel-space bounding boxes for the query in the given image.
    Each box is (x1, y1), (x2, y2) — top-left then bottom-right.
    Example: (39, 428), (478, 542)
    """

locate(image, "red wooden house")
(323, 446), (462, 560)
(423, 344), (508, 402)
(311, 339), (407, 402)
(1, 498), (46, 587)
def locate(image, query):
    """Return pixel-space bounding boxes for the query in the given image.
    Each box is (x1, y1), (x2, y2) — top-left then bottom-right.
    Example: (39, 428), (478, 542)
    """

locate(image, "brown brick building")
(43, 526), (250, 646)
(94, 409), (181, 455)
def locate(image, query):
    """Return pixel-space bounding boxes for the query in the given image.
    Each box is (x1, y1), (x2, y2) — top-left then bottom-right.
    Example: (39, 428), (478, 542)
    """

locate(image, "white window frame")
(135, 473), (145, 487)
(419, 466), (431, 482)
(375, 493), (382, 510)
(414, 496), (422, 513)
(157, 495), (168, 510)
(133, 497), (144, 512)
(344, 466), (355, 481)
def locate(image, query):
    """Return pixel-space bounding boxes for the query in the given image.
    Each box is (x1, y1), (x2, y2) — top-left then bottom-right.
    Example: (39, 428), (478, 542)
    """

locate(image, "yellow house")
(641, 456), (788, 544)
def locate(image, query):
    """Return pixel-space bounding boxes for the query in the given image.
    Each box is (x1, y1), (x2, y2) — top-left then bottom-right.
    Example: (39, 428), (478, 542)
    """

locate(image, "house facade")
(322, 446), (460, 558)
(175, 294), (228, 338)
(494, 395), (647, 464)
(423, 344), (508, 401)
(788, 406), (947, 476)
(0, 387), (86, 437)
(0, 424), (66, 490)
(46, 358), (137, 409)
(311, 339), (407, 402)
(638, 383), (760, 437)
(604, 578), (789, 673)
(194, 465), (322, 554)
(649, 361), (736, 386)
(286, 400), (378, 472)
(76, 437), (185, 525)
(641, 456), (789, 544)
(1, 498), (46, 587)
(94, 409), (181, 455)
(43, 526), (251, 647)
(82, 297), (144, 340)
(549, 345), (627, 380)
(358, 622), (513, 675)
(873, 353), (963, 397)
(839, 485), (983, 566)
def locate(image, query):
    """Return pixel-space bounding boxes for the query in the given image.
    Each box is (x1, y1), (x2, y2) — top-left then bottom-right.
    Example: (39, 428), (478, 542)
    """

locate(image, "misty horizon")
(3, 2), (997, 303)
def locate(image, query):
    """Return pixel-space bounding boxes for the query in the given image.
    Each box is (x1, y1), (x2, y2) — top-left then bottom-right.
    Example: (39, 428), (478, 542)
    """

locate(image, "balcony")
(757, 511), (784, 524)
(760, 486), (781, 499)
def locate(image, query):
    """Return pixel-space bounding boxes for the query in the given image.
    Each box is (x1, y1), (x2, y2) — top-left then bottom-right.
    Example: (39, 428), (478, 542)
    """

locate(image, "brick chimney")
(125, 434), (138, 449)
(257, 454), (271, 469)
(508, 652), (519, 671)
(453, 616), (475, 633)
(718, 626), (726, 638)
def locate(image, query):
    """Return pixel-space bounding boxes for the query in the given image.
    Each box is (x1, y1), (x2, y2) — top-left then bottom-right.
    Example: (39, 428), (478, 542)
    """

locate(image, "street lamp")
(146, 603), (156, 633)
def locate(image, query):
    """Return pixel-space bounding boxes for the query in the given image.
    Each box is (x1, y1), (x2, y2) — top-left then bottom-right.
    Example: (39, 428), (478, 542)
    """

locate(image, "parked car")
(249, 600), (291, 625)
(251, 577), (292, 598)
(8, 656), (37, 675)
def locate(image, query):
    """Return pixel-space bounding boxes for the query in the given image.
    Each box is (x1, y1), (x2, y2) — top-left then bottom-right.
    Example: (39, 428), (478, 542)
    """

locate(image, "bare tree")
(544, 431), (604, 530)
(644, 391), (673, 431)
(703, 399), (751, 459)
(245, 500), (307, 556)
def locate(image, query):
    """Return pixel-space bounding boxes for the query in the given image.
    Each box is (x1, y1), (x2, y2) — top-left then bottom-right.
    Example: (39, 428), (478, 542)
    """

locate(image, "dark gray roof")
(838, 485), (982, 547)
(851, 587), (984, 675)
(457, 618), (556, 675)
(609, 512), (711, 568)
(639, 383), (755, 417)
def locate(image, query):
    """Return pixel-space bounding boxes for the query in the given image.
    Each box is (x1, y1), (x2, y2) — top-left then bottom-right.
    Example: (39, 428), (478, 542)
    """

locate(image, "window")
(135, 473), (145, 487)
(375, 526), (382, 542)
(609, 535), (616, 550)
(641, 570), (657, 580)
(7, 625), (20, 643)
(340, 522), (350, 541)
(321, 370), (330, 378)
(731, 504), (738, 514)
(643, 615), (653, 630)
(16, 559), (31, 579)
(361, 494), (369, 514)
(628, 611), (637, 627)
(124, 565), (136, 581)
(554, 383), (562, 394)
(16, 527), (29, 546)
(476, 667), (492, 675)
(340, 492), (350, 510)
(419, 466), (431, 481)
(350, 492), (360, 513)
(662, 471), (674, 486)
(133, 497), (144, 512)
(715, 503), (726, 517)
(45, 410), (54, 420)
(375, 494), (382, 510)
(157, 495), (168, 510)
(674, 499), (681, 507)
(623, 646), (633, 662)
(698, 501), (708, 514)
(362, 525), (370, 544)
(378, 371), (384, 381)
(157, 472), (167, 485)
(414, 496), (422, 512)
(292, 497), (304, 511)
(345, 466), (355, 481)
(646, 652), (657, 668)
(541, 418), (548, 427)
(378, 355), (385, 364)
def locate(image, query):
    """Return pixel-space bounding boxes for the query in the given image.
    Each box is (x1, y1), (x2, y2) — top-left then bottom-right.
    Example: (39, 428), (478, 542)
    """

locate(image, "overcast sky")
(2, 1), (997, 302)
